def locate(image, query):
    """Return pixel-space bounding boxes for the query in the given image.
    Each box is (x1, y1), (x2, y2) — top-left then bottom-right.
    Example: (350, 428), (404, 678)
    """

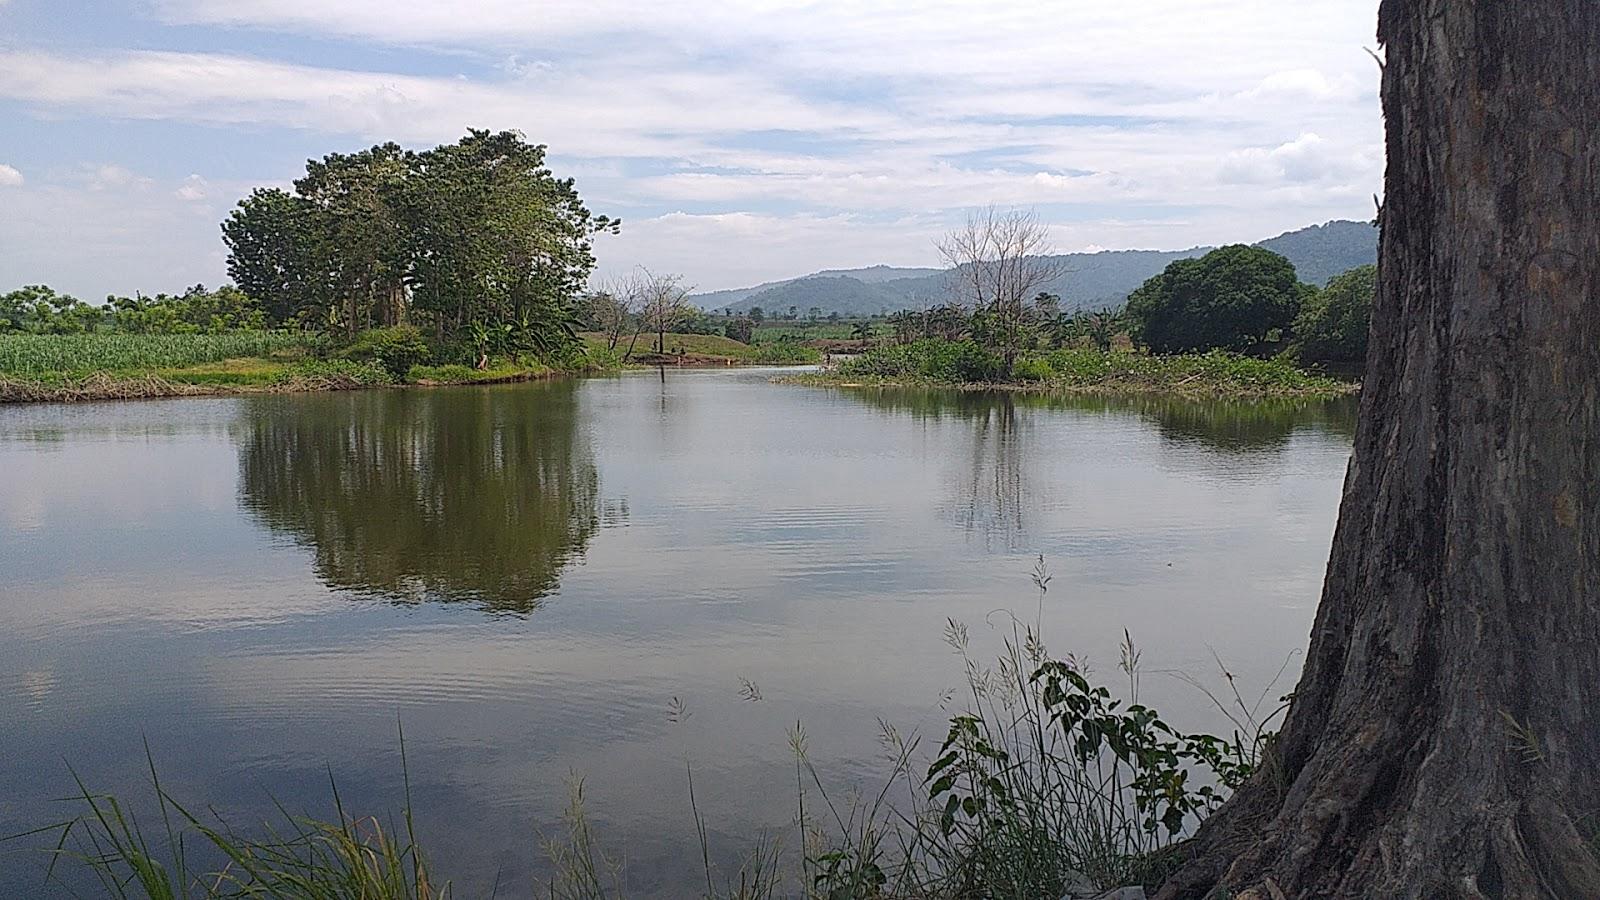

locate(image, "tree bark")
(1157, 2), (1600, 897)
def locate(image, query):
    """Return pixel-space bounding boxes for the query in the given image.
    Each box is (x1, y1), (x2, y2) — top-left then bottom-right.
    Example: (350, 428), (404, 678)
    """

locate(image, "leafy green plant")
(338, 326), (433, 380)
(1011, 355), (1054, 382)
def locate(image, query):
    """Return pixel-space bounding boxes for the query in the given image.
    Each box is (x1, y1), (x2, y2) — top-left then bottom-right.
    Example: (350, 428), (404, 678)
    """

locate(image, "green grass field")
(0, 332), (321, 376)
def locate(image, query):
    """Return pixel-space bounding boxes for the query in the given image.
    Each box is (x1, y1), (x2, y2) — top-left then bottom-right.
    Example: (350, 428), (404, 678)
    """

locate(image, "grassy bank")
(582, 332), (821, 366)
(0, 332), (584, 404)
(794, 339), (1355, 398)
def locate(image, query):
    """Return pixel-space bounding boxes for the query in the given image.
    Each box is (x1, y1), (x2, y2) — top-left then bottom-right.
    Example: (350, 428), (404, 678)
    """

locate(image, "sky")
(0, 0), (1383, 301)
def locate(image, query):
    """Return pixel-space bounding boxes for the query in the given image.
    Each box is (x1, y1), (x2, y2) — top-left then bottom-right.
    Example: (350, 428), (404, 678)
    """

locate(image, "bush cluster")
(336, 326), (432, 380)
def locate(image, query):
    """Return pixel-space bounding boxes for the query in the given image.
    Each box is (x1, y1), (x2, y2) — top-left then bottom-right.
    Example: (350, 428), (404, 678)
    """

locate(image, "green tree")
(1293, 263), (1375, 367)
(1126, 245), (1304, 354)
(0, 285), (103, 334)
(748, 306), (765, 324)
(221, 130), (617, 360)
(396, 131), (615, 356)
(222, 188), (317, 326)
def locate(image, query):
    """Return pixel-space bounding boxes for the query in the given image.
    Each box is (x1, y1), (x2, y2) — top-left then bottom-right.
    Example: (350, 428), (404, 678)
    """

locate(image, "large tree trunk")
(1157, 2), (1600, 897)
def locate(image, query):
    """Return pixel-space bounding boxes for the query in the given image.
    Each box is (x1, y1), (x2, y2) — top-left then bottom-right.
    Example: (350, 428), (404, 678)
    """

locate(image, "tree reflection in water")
(238, 381), (600, 613)
(843, 386), (1357, 549)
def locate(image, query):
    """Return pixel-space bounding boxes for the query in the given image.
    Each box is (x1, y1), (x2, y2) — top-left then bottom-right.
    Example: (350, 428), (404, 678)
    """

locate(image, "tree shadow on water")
(237, 381), (601, 614)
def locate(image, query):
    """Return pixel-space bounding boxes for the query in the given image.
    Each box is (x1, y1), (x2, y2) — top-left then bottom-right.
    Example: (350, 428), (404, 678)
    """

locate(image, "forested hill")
(700, 220), (1377, 315)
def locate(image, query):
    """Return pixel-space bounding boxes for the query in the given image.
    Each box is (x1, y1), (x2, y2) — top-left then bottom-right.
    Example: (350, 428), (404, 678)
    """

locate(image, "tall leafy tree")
(294, 143), (411, 335)
(221, 188), (317, 326)
(1293, 263), (1375, 367)
(220, 130), (616, 356)
(1126, 245), (1304, 354)
(397, 130), (616, 355)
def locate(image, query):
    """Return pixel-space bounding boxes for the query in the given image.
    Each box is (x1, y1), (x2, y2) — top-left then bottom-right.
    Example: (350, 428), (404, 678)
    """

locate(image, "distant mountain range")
(695, 220), (1377, 316)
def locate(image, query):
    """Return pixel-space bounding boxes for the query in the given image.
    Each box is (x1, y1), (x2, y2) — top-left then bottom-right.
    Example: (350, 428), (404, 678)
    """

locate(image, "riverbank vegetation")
(0, 132), (821, 404)
(19, 575), (1282, 899)
(804, 341), (1349, 397)
(798, 213), (1373, 398)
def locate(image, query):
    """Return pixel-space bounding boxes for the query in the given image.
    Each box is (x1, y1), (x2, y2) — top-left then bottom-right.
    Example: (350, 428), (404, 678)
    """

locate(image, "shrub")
(839, 339), (1001, 382)
(337, 326), (432, 380)
(275, 358), (393, 387)
(1012, 354), (1055, 382)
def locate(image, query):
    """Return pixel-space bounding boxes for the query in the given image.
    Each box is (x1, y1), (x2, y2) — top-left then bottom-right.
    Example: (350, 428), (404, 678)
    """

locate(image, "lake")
(0, 369), (1355, 897)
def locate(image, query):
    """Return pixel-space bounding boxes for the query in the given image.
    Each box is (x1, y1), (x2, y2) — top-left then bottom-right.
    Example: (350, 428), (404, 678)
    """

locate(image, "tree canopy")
(1293, 263), (1375, 367)
(0, 283), (265, 335)
(1125, 245), (1304, 354)
(222, 130), (617, 356)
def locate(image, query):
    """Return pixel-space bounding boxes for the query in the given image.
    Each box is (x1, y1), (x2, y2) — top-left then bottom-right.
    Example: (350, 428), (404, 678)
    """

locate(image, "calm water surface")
(0, 369), (1355, 896)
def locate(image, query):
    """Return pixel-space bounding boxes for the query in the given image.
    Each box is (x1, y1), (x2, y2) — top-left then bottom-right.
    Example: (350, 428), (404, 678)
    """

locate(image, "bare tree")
(585, 280), (632, 352)
(937, 207), (1064, 376)
(1158, 3), (1600, 897)
(633, 268), (692, 356)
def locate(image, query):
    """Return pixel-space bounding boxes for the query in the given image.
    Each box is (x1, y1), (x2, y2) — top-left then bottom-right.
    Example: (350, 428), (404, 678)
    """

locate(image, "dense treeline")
(830, 241), (1373, 391)
(0, 284), (267, 334)
(223, 129), (616, 359)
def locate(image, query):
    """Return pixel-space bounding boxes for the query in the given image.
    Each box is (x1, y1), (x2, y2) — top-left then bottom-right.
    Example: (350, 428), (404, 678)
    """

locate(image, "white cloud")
(0, 163), (21, 186)
(0, 176), (229, 300)
(0, 0), (1384, 294)
(1218, 132), (1377, 190)
(84, 164), (154, 191)
(175, 174), (210, 201)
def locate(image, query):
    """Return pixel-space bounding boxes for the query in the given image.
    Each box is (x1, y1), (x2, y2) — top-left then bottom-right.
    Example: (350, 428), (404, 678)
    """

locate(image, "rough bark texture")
(1156, 2), (1600, 897)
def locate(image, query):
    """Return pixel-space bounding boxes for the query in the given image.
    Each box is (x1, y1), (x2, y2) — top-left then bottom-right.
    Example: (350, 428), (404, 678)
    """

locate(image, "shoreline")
(0, 358), (825, 406)
(783, 371), (1360, 400)
(0, 367), (567, 406)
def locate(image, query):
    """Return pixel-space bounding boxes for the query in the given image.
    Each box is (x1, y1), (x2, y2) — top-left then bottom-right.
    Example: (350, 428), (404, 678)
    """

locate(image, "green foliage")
(1011, 354), (1053, 382)
(338, 326), (432, 380)
(724, 317), (756, 344)
(827, 339), (1350, 396)
(0, 332), (316, 376)
(0, 285), (106, 334)
(109, 285), (267, 334)
(838, 339), (1003, 382)
(222, 130), (616, 360)
(1293, 264), (1375, 367)
(275, 358), (394, 387)
(750, 342), (822, 364)
(1125, 245), (1306, 354)
(2, 284), (273, 337)
(221, 188), (318, 325)
(1049, 307), (1124, 352)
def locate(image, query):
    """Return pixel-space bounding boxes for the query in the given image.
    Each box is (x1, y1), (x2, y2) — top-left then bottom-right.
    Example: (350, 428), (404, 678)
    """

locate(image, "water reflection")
(238, 382), (600, 612)
(847, 389), (1035, 549)
(837, 387), (1357, 548)
(1074, 394), (1358, 453)
(844, 387), (1356, 454)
